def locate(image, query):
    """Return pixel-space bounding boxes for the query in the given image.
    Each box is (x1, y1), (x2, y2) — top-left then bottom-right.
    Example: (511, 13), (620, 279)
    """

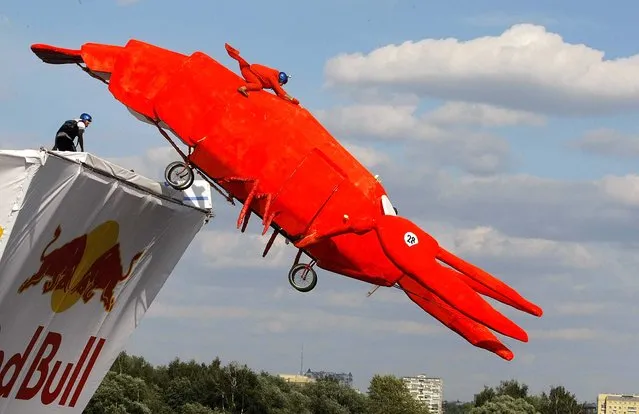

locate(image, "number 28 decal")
(404, 232), (418, 247)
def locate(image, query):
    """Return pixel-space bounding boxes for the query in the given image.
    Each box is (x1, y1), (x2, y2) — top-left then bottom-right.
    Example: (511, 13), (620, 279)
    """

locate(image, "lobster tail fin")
(31, 42), (126, 87)
(31, 44), (83, 64)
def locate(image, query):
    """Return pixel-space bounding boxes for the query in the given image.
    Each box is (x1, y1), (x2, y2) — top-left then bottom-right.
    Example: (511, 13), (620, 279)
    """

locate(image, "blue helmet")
(80, 113), (92, 123)
(278, 72), (289, 85)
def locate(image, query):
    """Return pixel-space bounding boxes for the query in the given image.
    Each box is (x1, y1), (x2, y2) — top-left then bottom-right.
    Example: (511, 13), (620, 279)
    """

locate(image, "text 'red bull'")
(0, 326), (105, 407)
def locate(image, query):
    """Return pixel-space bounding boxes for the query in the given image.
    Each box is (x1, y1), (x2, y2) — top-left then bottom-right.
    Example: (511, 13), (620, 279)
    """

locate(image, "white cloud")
(316, 104), (422, 139)
(149, 304), (253, 319)
(388, 170), (639, 245)
(571, 129), (639, 158)
(317, 104), (511, 175)
(147, 302), (442, 337)
(461, 12), (599, 32)
(323, 291), (369, 308)
(531, 328), (599, 341)
(596, 175), (639, 207)
(106, 146), (180, 179)
(196, 229), (291, 269)
(554, 302), (611, 316)
(462, 12), (559, 28)
(451, 226), (599, 270)
(324, 24), (639, 115)
(317, 101), (542, 139)
(341, 141), (392, 169)
(322, 289), (407, 307)
(425, 101), (546, 127)
(530, 328), (639, 344)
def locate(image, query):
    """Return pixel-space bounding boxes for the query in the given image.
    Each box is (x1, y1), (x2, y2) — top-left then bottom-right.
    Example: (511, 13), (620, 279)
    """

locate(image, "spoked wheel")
(165, 161), (195, 190)
(288, 263), (318, 293)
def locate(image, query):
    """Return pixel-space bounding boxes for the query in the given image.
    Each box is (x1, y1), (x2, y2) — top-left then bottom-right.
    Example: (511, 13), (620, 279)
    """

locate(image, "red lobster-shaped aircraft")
(30, 39), (542, 360)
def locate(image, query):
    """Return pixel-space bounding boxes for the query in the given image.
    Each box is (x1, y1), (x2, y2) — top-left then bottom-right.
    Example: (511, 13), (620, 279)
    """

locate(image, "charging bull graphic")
(18, 220), (144, 313)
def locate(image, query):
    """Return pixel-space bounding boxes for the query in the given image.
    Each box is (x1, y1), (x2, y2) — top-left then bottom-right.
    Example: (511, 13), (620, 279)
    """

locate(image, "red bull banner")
(0, 150), (211, 413)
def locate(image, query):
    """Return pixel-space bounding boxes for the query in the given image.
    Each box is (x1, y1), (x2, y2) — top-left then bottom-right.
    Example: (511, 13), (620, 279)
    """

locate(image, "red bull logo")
(17, 220), (145, 313)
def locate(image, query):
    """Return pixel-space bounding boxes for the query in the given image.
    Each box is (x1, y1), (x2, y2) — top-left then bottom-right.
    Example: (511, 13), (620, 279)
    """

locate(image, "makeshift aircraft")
(30, 39), (543, 360)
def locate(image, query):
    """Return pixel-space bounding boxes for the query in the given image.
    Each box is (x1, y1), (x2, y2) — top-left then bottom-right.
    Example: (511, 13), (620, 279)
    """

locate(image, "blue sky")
(3, 0), (639, 403)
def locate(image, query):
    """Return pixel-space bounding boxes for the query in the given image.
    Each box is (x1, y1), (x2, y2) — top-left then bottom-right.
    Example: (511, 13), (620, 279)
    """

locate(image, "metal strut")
(290, 248), (316, 269)
(146, 113), (235, 205)
(390, 279), (439, 305)
(367, 285), (382, 297)
(293, 249), (304, 266)
(77, 63), (109, 85)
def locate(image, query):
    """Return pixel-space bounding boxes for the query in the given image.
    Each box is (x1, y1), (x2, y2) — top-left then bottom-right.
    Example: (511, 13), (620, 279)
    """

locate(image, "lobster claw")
(373, 215), (542, 351)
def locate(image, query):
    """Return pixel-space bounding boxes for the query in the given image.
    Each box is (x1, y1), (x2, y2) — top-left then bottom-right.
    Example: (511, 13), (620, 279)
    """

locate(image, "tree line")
(83, 352), (592, 414)
(83, 351), (430, 413)
(445, 379), (594, 414)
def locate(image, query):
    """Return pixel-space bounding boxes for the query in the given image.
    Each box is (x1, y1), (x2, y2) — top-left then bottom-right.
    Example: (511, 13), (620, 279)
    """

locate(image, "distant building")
(597, 393), (639, 414)
(581, 402), (596, 413)
(278, 374), (315, 386)
(402, 375), (443, 414)
(304, 369), (354, 388)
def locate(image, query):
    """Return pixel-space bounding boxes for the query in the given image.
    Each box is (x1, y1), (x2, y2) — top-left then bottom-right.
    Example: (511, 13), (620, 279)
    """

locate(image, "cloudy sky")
(3, 0), (639, 403)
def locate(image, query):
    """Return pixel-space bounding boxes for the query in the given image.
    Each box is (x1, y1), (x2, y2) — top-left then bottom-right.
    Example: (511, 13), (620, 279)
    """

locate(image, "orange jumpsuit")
(242, 63), (288, 96)
(225, 43), (297, 102)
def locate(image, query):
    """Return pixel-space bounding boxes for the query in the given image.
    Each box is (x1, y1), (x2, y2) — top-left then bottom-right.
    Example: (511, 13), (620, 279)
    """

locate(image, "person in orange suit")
(225, 43), (300, 105)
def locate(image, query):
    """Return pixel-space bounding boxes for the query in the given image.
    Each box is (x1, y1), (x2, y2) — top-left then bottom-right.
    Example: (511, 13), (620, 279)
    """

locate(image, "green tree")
(88, 353), (597, 414)
(83, 371), (164, 414)
(366, 374), (430, 414)
(537, 385), (581, 414)
(469, 395), (539, 414)
(180, 402), (222, 414)
(443, 400), (474, 413)
(165, 376), (198, 411)
(473, 380), (533, 409)
(300, 377), (368, 414)
(496, 380), (528, 400)
(217, 361), (262, 412)
(247, 374), (312, 414)
(525, 394), (545, 413)
(473, 386), (497, 407)
(111, 352), (156, 382)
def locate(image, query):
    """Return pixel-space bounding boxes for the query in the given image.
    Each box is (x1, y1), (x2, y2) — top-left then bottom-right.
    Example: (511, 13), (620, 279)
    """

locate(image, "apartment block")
(597, 393), (639, 414)
(402, 375), (443, 414)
